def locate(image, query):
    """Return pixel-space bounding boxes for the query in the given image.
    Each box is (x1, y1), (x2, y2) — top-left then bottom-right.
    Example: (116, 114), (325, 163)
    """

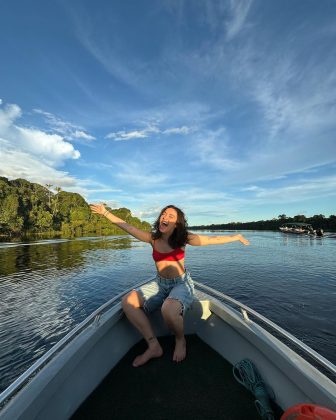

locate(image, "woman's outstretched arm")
(90, 204), (152, 243)
(187, 232), (250, 246)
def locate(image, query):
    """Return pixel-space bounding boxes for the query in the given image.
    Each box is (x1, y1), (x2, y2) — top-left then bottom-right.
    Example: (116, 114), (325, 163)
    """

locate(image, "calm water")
(0, 231), (335, 392)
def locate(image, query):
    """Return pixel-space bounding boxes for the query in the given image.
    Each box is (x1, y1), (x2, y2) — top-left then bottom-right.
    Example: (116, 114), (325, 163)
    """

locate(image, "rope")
(233, 359), (275, 420)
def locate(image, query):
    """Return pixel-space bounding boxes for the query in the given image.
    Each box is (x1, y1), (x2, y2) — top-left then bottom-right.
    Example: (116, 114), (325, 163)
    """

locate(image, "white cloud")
(115, 161), (168, 185)
(0, 103), (22, 130)
(74, 177), (123, 195)
(162, 126), (193, 135)
(231, 30), (336, 143)
(1, 102), (81, 166)
(134, 207), (162, 220)
(0, 142), (79, 188)
(63, 178), (123, 202)
(191, 128), (241, 171)
(251, 175), (336, 203)
(106, 123), (195, 141)
(34, 108), (95, 142)
(72, 130), (95, 141)
(226, 0), (253, 40)
(17, 126), (80, 164)
(0, 101), (84, 191)
(241, 185), (261, 192)
(249, 64), (336, 145)
(106, 129), (150, 141)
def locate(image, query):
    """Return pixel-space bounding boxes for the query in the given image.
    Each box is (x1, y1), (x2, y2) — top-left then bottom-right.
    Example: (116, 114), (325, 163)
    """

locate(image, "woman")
(90, 204), (250, 367)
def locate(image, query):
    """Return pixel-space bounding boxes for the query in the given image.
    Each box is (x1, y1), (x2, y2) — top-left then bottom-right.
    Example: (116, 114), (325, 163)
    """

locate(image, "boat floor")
(71, 335), (283, 420)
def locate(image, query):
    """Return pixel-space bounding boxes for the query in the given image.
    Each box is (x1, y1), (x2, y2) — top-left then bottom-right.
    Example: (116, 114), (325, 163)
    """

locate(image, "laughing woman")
(90, 204), (250, 367)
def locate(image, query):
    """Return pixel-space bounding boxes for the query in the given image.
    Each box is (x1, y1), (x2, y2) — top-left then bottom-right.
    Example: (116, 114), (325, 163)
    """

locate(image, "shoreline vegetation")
(0, 177), (150, 239)
(189, 214), (336, 233)
(1, 177), (335, 240)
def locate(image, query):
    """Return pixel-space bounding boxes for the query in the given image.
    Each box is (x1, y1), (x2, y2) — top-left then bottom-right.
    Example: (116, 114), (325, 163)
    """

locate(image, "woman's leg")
(161, 273), (194, 362)
(122, 290), (163, 367)
(161, 298), (186, 362)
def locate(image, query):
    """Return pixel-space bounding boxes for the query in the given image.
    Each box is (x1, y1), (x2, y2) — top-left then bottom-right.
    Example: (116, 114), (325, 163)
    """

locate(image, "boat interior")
(1, 282), (335, 420)
(71, 334), (283, 420)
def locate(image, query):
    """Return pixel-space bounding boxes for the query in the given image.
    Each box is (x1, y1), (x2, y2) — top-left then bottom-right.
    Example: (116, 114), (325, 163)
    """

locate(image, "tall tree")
(51, 186), (62, 216)
(45, 184), (53, 207)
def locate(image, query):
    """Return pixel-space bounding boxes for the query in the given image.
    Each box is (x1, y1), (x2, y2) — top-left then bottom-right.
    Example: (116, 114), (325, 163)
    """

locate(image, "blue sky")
(0, 0), (335, 225)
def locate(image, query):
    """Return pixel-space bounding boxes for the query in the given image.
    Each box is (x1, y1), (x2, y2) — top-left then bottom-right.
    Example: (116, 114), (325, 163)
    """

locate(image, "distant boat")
(279, 222), (324, 236)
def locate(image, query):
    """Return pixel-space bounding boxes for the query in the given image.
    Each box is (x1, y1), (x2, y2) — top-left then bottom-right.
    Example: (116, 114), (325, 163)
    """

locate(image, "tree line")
(0, 177), (151, 237)
(190, 214), (336, 232)
(2, 177), (335, 236)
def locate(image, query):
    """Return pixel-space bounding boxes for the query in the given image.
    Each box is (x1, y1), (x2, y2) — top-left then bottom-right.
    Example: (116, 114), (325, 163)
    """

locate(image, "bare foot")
(132, 341), (163, 367)
(173, 337), (186, 362)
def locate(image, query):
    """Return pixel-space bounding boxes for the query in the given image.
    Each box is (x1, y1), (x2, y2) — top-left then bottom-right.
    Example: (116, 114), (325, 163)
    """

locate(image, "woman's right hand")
(90, 203), (107, 216)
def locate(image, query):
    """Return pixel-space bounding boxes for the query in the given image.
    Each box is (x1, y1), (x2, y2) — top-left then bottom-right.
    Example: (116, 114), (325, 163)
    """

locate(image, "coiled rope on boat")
(233, 359), (275, 420)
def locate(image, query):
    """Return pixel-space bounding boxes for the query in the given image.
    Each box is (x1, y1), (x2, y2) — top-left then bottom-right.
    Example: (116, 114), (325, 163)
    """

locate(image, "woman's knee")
(122, 290), (143, 310)
(161, 298), (182, 320)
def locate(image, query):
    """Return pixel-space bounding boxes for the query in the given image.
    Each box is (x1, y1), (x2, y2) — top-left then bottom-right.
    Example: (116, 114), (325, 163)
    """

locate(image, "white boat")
(279, 223), (324, 236)
(0, 279), (335, 419)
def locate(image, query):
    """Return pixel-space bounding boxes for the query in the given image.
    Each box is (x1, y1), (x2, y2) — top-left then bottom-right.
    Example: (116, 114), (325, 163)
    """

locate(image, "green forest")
(0, 177), (151, 237)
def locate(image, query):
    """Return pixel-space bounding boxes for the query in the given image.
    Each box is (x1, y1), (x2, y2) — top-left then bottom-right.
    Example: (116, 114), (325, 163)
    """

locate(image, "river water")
(0, 231), (335, 392)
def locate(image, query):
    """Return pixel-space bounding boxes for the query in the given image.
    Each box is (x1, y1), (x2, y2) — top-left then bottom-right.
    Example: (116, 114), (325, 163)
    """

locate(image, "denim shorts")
(137, 270), (194, 316)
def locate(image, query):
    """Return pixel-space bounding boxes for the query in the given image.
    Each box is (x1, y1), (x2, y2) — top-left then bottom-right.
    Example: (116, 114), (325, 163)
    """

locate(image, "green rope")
(233, 359), (275, 420)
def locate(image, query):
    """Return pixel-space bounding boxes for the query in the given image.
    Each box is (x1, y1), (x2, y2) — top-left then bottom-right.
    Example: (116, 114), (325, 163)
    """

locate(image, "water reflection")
(280, 234), (324, 247)
(0, 236), (135, 277)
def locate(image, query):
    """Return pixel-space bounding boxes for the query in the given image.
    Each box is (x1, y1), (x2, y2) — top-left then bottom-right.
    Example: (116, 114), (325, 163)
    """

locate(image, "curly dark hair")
(152, 205), (188, 248)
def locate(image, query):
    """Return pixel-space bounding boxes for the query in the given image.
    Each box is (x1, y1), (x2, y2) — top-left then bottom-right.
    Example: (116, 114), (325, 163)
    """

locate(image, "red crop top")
(152, 246), (185, 262)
